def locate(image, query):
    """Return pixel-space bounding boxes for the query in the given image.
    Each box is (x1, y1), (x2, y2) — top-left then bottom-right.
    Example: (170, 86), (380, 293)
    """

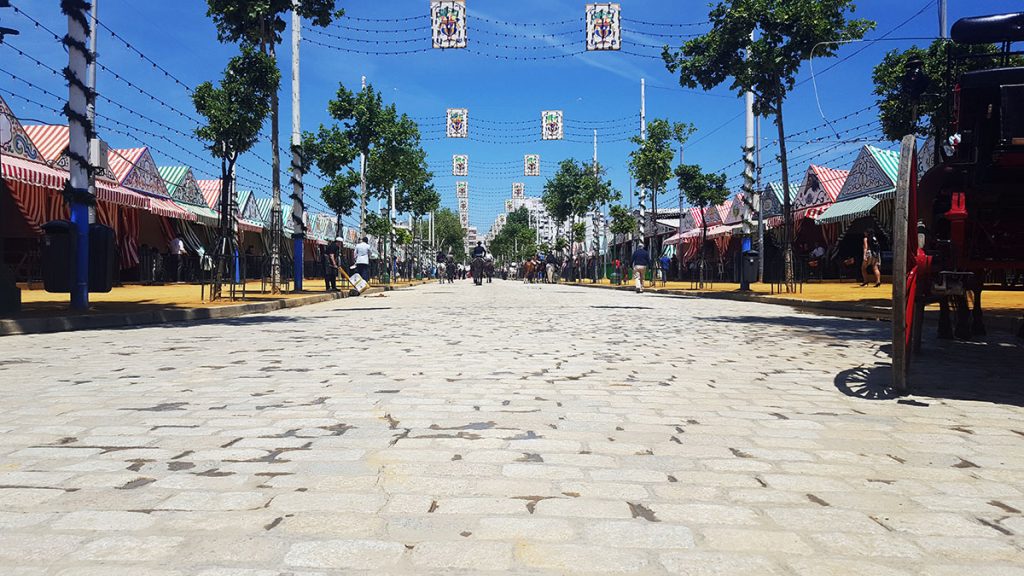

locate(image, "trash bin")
(740, 250), (759, 290)
(610, 272), (621, 285)
(41, 220), (75, 293)
(89, 223), (116, 293)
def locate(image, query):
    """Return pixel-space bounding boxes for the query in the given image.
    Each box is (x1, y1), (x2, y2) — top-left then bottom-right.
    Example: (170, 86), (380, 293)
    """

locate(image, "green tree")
(489, 207), (537, 263)
(609, 205), (637, 236)
(676, 164), (729, 286)
(663, 0), (873, 290)
(192, 46), (280, 298)
(364, 211), (391, 240)
(433, 208), (466, 262)
(629, 119), (695, 245)
(205, 0), (344, 291)
(873, 40), (1010, 146)
(300, 129), (358, 233)
(542, 159), (582, 249)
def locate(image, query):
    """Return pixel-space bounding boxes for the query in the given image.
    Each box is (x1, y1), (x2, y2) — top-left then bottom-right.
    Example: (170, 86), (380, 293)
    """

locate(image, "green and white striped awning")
(815, 195), (880, 224)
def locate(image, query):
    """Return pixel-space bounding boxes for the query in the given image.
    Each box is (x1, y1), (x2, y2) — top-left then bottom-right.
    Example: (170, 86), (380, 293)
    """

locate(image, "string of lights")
(2, 41), (200, 126)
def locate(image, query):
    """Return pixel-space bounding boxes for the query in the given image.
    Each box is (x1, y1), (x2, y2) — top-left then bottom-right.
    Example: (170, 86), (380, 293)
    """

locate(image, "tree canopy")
(193, 46), (279, 166)
(205, 0), (342, 45)
(873, 40), (1013, 142)
(488, 207), (538, 263)
(629, 119), (694, 196)
(432, 208), (466, 261)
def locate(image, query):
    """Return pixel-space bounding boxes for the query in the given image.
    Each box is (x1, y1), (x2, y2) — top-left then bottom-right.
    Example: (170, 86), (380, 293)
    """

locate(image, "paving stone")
(515, 543), (650, 574)
(0, 281), (1021, 575)
(284, 539), (405, 569)
(410, 541), (513, 570)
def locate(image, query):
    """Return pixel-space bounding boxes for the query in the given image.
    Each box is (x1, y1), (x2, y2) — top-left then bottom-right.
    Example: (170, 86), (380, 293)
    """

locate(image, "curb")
(0, 284), (414, 337)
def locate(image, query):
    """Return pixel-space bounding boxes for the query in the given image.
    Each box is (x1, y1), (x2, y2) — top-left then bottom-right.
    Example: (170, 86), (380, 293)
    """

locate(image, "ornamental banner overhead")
(512, 182), (525, 199)
(505, 199), (514, 212)
(524, 154), (540, 176)
(586, 3), (621, 51)
(431, 0), (467, 49)
(447, 109), (468, 138)
(453, 154), (468, 176)
(542, 110), (563, 140)
(456, 181), (468, 198)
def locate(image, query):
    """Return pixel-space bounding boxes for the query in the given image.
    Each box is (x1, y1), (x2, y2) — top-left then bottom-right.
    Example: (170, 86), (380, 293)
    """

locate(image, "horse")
(484, 259), (494, 283)
(522, 259), (536, 283)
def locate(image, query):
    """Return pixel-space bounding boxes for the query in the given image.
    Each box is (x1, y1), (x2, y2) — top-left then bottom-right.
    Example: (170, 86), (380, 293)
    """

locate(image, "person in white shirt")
(354, 236), (371, 281)
(168, 236), (186, 282)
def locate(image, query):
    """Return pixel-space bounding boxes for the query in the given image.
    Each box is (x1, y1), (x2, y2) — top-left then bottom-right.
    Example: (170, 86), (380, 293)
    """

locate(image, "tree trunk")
(775, 95), (795, 292)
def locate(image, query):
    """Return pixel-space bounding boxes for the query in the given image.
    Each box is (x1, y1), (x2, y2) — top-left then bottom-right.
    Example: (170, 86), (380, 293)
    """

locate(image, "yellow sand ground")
(573, 278), (1024, 313)
(11, 279), (427, 318)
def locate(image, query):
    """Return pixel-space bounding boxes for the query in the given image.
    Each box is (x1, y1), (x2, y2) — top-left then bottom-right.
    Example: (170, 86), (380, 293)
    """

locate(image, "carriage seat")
(951, 12), (1024, 45)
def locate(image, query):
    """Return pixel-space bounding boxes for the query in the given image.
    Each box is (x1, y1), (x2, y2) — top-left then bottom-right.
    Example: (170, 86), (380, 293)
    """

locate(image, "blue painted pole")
(234, 248), (240, 284)
(64, 1), (92, 310)
(70, 203), (89, 308)
(293, 236), (303, 290)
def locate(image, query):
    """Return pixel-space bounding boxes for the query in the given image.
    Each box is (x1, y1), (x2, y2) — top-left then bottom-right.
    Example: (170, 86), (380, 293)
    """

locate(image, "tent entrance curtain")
(5, 180), (67, 234)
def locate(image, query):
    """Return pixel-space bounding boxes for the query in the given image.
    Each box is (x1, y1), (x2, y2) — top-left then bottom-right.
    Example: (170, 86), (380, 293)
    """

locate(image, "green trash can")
(610, 272), (621, 285)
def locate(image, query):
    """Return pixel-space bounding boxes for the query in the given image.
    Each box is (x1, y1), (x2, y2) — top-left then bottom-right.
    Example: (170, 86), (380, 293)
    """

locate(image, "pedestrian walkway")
(1, 280), (1021, 574)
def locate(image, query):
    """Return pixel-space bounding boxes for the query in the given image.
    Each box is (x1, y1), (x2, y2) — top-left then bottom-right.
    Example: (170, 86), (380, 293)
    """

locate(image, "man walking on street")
(354, 236), (371, 282)
(168, 235), (186, 283)
(324, 237), (342, 292)
(632, 241), (650, 294)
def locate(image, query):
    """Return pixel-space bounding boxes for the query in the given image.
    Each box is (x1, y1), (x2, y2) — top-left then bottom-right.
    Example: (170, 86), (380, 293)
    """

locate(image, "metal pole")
(66, 0), (92, 310)
(639, 78), (647, 254)
(389, 184), (396, 286)
(939, 0), (947, 39)
(359, 75), (367, 233)
(757, 116), (764, 282)
(593, 128), (599, 282)
(291, 4), (304, 291)
(86, 0), (98, 225)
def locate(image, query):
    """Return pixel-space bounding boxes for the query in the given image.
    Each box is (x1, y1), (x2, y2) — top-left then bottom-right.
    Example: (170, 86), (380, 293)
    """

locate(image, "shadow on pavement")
(702, 314), (886, 342)
(835, 338), (1024, 407)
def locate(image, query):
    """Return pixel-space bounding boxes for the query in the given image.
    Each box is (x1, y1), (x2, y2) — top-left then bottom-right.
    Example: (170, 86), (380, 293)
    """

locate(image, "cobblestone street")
(1, 281), (1022, 575)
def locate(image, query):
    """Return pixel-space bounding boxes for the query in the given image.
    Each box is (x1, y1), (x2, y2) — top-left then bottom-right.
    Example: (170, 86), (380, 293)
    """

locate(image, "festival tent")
(815, 145), (901, 258)
(11, 114), (153, 272)
(159, 166), (218, 227)
(107, 146), (197, 273)
(767, 166), (846, 229)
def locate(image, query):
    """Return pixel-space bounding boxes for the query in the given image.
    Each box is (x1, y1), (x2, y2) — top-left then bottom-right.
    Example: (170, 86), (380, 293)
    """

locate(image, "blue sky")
(0, 0), (1004, 234)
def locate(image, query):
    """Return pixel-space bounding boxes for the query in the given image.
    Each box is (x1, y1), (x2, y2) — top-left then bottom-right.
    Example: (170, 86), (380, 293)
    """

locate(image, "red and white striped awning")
(147, 195), (197, 222)
(796, 205), (829, 221)
(2, 154), (150, 210)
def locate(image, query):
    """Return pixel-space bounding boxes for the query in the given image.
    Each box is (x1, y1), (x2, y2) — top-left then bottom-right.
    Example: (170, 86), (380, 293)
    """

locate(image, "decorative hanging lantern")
(541, 110), (563, 140)
(586, 4), (621, 51)
(431, 1), (467, 49)
(447, 108), (468, 138)
(524, 154), (540, 176)
(453, 154), (468, 176)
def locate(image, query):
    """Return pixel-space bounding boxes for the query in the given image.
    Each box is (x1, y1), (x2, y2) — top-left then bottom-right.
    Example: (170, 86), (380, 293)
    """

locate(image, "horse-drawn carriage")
(892, 12), (1024, 390)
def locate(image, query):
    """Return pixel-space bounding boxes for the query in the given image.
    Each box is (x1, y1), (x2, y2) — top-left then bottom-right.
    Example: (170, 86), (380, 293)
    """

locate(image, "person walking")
(354, 236), (371, 282)
(631, 241), (651, 293)
(324, 237), (341, 292)
(861, 229), (881, 287)
(168, 235), (186, 283)
(545, 251), (559, 284)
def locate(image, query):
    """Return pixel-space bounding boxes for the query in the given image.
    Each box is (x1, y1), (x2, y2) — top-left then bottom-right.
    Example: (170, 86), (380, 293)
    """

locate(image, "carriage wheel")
(891, 135), (919, 393)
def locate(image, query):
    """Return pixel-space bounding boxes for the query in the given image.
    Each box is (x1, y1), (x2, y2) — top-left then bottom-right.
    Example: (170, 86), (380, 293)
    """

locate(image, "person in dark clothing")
(324, 237), (342, 292)
(861, 229), (881, 287)
(472, 241), (487, 259)
(631, 242), (651, 293)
